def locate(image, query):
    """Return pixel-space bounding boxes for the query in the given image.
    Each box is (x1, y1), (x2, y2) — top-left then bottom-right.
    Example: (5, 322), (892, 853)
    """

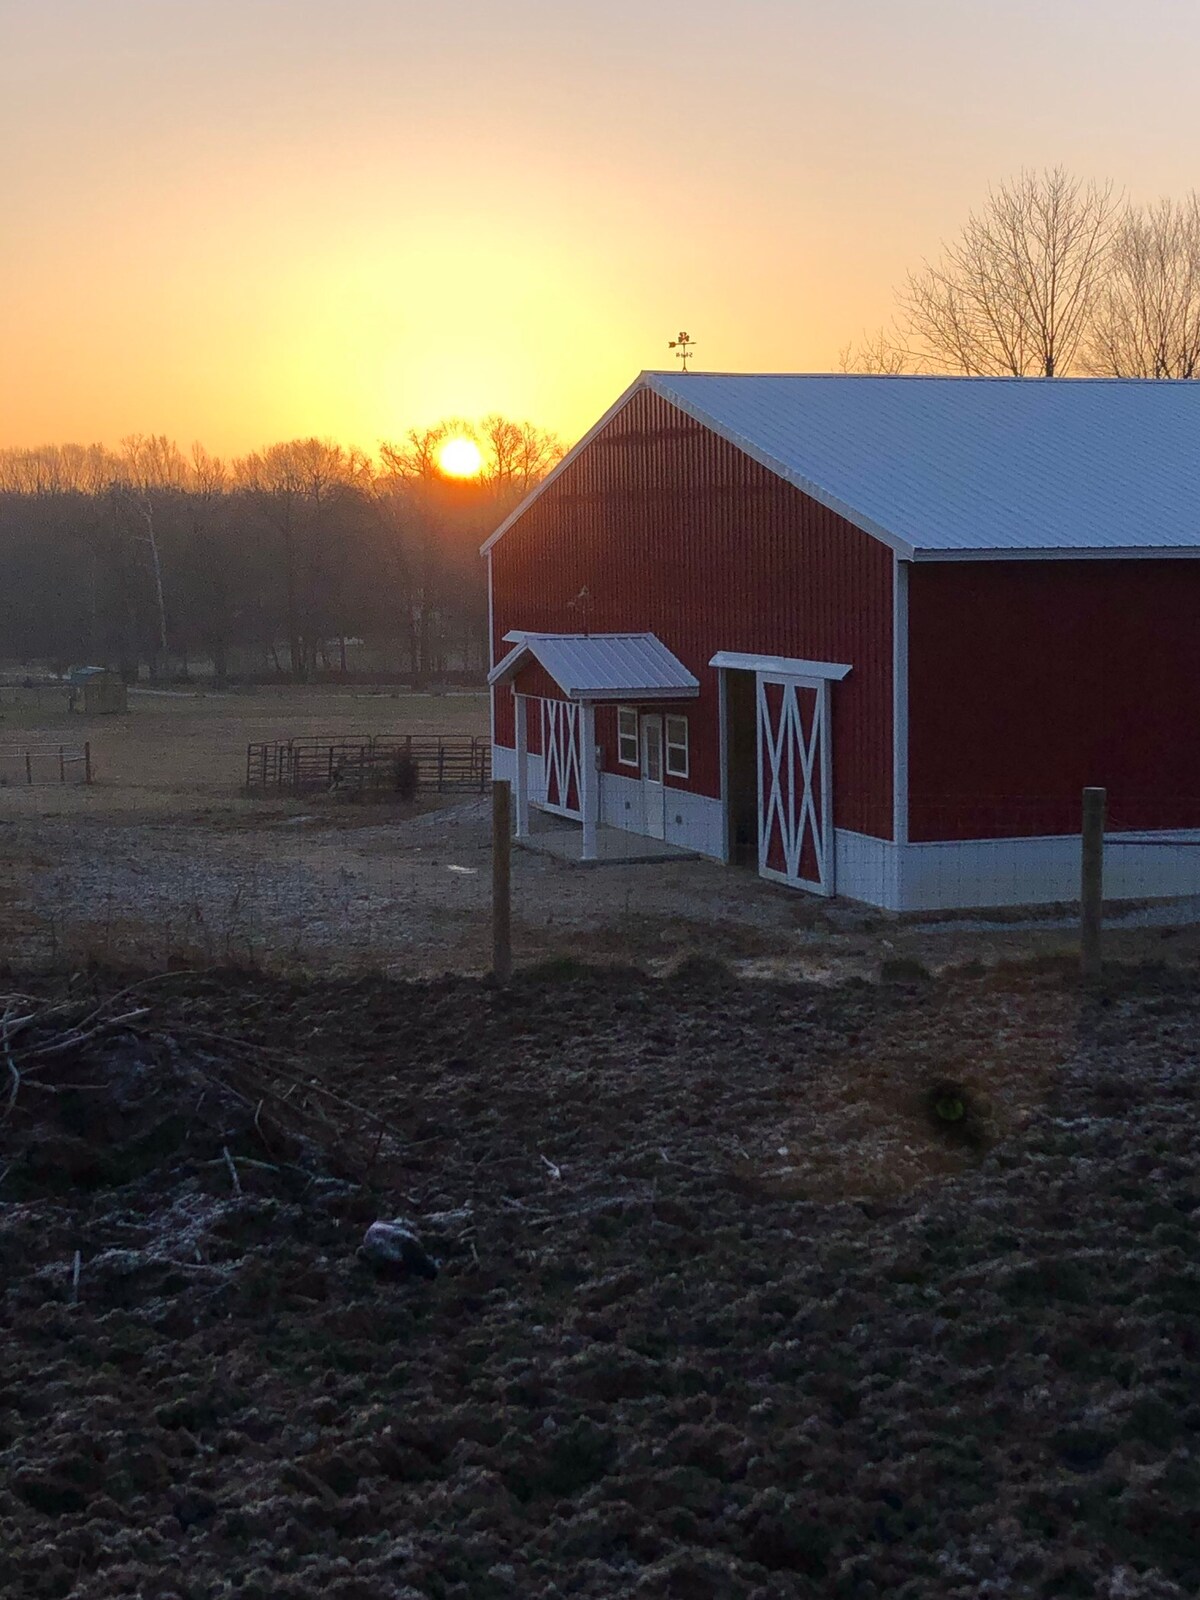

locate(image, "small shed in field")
(483, 372), (1200, 911)
(67, 666), (127, 715)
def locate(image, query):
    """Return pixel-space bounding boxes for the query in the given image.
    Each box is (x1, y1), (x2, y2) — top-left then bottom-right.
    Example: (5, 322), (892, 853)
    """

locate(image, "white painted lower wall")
(838, 829), (1200, 911)
(493, 744), (725, 859)
(835, 831), (902, 911)
(600, 769), (726, 859)
(495, 744), (1200, 910)
(493, 743), (551, 810)
(896, 829), (1200, 912)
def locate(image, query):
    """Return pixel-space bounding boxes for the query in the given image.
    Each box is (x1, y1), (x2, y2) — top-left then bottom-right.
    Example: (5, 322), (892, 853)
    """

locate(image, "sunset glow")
(4, 2), (1200, 455)
(437, 437), (484, 479)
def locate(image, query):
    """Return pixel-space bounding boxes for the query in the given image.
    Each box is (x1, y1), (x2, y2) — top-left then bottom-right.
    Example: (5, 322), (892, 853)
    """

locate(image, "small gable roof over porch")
(488, 631), (699, 702)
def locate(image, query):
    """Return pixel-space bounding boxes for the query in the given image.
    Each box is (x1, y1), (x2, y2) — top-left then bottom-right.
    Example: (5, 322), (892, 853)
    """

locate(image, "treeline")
(0, 418), (564, 682)
(843, 168), (1200, 379)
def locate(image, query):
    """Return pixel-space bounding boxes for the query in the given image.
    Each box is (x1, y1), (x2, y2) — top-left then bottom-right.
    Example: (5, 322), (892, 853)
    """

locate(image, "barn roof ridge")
(640, 369), (1194, 385)
(480, 371), (1200, 561)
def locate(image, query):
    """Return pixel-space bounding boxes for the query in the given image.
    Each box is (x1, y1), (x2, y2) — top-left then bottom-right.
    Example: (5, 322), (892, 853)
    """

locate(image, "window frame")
(665, 714), (689, 779)
(617, 705), (640, 768)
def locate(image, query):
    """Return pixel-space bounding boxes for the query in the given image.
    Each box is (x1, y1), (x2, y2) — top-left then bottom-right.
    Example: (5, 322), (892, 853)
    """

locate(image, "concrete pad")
(517, 813), (697, 867)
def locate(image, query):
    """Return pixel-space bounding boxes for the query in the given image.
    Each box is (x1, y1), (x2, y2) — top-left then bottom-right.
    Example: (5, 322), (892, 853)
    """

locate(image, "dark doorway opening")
(724, 669), (758, 867)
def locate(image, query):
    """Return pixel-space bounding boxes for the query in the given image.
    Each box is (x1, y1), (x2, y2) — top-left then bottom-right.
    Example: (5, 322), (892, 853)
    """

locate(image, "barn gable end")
(489, 385), (896, 846)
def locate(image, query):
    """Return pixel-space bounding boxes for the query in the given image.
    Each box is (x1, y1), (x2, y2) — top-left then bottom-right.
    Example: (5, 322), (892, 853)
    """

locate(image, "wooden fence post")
(84, 742), (92, 785)
(24, 751), (32, 786)
(1081, 786), (1106, 981)
(59, 746), (65, 784)
(492, 779), (512, 983)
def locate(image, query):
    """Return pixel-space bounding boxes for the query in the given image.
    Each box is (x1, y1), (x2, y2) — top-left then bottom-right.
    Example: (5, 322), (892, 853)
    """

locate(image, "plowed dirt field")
(3, 960), (1200, 1597)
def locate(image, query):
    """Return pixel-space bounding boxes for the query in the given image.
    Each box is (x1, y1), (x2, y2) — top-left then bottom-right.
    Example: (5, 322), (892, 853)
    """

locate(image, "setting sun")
(437, 436), (484, 479)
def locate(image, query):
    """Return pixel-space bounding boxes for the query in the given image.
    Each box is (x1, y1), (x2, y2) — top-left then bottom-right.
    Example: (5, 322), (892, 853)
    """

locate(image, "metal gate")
(757, 673), (833, 895)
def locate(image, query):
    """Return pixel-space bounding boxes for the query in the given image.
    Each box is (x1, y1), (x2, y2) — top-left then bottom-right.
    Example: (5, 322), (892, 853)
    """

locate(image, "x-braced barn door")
(757, 674), (834, 896)
(542, 699), (582, 818)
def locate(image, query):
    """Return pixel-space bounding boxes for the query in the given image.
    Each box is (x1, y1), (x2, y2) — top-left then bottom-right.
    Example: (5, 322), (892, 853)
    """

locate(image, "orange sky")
(4, 0), (1200, 456)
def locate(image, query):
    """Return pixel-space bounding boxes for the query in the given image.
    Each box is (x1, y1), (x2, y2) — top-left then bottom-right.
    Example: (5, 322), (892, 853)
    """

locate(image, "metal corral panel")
(491, 386), (895, 840)
(908, 560), (1200, 840)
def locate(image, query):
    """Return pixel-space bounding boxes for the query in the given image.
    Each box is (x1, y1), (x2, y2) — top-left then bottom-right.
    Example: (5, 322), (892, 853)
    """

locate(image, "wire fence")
(5, 765), (1200, 979)
(0, 742), (91, 787)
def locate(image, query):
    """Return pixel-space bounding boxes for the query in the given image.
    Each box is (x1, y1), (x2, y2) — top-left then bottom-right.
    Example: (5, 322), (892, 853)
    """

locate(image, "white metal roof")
(482, 371), (1200, 560)
(488, 632), (699, 701)
(709, 651), (852, 680)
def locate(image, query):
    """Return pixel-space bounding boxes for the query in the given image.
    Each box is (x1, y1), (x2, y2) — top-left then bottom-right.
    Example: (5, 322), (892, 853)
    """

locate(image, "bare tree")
(0, 442), (118, 495)
(837, 327), (917, 375)
(234, 439), (369, 680)
(375, 427), (467, 685)
(378, 421), (474, 484)
(116, 434), (190, 673)
(479, 415), (565, 500)
(1082, 195), (1200, 378)
(899, 167), (1122, 377)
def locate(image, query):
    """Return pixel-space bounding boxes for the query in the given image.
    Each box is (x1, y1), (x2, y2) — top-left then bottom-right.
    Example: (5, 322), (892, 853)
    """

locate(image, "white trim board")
(709, 651), (851, 680)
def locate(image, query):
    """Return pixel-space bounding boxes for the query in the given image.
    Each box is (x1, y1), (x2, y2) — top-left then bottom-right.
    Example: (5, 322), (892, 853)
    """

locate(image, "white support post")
(580, 701), (599, 861)
(513, 692), (530, 840)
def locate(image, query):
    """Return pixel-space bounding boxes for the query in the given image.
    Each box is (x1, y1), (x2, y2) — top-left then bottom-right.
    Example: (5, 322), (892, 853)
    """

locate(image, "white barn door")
(757, 673), (834, 896)
(541, 699), (582, 819)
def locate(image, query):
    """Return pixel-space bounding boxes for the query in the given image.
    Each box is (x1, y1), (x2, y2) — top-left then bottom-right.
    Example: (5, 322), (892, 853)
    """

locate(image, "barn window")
(665, 715), (689, 779)
(617, 707), (639, 767)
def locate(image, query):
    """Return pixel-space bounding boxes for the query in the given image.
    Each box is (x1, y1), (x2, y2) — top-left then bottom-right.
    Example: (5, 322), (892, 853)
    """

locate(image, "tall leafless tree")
(479, 415), (565, 499)
(116, 434), (190, 674)
(837, 327), (917, 375)
(899, 167), (1122, 376)
(1082, 195), (1200, 378)
(234, 439), (370, 681)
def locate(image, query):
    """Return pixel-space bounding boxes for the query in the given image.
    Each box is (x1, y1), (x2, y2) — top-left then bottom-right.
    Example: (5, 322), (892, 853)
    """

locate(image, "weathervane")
(568, 584), (595, 637)
(669, 330), (695, 372)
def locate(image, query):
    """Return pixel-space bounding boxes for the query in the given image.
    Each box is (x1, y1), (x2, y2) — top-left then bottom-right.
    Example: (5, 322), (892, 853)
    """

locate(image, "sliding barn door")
(757, 674), (834, 896)
(541, 699), (582, 819)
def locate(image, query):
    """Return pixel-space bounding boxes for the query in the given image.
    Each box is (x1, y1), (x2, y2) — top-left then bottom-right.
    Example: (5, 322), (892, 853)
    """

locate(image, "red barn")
(484, 373), (1200, 910)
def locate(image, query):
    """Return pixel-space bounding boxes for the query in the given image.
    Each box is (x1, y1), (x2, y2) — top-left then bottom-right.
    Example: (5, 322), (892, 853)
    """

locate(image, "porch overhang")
(488, 631), (700, 702)
(709, 650), (852, 681)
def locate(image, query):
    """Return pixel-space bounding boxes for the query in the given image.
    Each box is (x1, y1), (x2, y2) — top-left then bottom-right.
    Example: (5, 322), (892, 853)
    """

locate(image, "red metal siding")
(511, 660), (564, 704)
(908, 560), (1200, 840)
(490, 388), (894, 838)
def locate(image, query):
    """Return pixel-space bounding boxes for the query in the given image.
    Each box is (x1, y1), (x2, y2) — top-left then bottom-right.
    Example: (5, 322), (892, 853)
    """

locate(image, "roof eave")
(486, 641), (527, 687)
(911, 545), (1200, 562)
(565, 685), (699, 702)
